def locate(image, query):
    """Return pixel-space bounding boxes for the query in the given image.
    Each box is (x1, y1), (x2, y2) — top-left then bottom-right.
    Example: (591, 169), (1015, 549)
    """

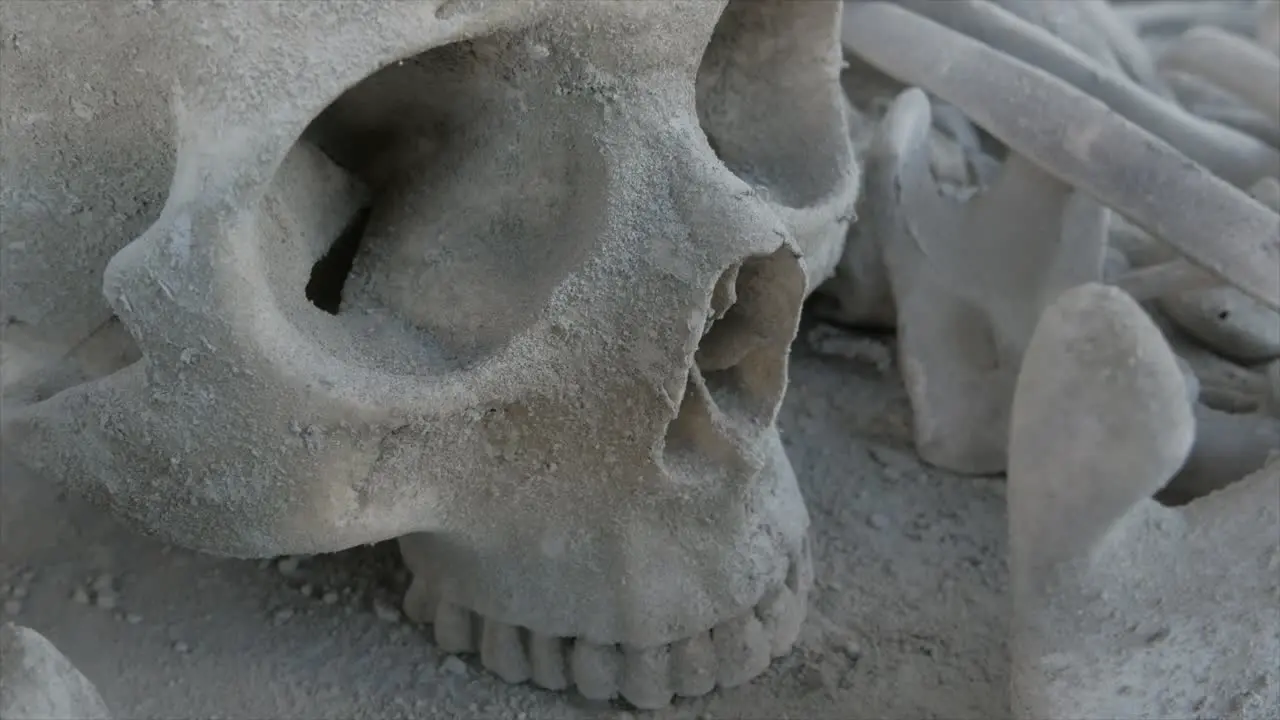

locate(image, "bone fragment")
(1115, 0), (1263, 39)
(882, 0), (1280, 188)
(842, 1), (1280, 311)
(1007, 282), (1280, 719)
(1114, 259), (1222, 301)
(1076, 0), (1174, 97)
(0, 624), (110, 720)
(1261, 0), (1280, 56)
(1162, 403), (1280, 503)
(1159, 25), (1280, 125)
(857, 86), (1105, 473)
(1158, 176), (1280, 362)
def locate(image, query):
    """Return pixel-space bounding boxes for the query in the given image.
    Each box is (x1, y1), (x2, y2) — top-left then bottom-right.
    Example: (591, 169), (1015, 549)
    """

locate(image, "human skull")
(2, 0), (857, 706)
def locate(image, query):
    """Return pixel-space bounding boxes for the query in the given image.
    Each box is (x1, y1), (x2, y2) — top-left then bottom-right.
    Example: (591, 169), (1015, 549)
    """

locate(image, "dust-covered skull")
(2, 0), (857, 707)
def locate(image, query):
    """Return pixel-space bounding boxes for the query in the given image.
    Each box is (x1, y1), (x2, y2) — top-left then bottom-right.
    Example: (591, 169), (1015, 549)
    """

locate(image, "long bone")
(1113, 0), (1263, 40)
(1007, 282), (1279, 719)
(1160, 177), (1280, 502)
(1158, 177), (1280, 364)
(888, 0), (1280, 188)
(1263, 0), (1280, 56)
(842, 1), (1280, 313)
(1075, 0), (1174, 98)
(1158, 25), (1280, 125)
(857, 87), (1107, 474)
(1161, 70), (1280, 149)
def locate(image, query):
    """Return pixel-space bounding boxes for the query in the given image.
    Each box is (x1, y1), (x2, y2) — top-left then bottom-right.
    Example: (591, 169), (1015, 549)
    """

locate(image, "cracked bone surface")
(0, 624), (111, 720)
(0, 0), (860, 708)
(1007, 283), (1280, 719)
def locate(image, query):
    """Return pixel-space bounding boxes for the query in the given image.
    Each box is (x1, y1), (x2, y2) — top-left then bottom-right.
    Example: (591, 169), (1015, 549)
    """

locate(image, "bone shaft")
(1114, 0), (1261, 37)
(842, 2), (1280, 311)
(1114, 259), (1223, 300)
(891, 0), (1280, 187)
(1159, 26), (1280, 125)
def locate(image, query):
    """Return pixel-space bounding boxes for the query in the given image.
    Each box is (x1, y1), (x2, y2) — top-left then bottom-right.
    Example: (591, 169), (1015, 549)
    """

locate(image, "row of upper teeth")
(405, 538), (812, 709)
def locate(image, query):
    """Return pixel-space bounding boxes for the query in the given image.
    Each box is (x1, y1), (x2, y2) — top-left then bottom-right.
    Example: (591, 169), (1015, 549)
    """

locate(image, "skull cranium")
(2, 0), (857, 706)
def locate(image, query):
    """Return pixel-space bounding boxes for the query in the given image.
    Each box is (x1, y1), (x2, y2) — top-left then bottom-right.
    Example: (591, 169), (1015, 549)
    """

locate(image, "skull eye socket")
(696, 0), (851, 208)
(269, 33), (608, 372)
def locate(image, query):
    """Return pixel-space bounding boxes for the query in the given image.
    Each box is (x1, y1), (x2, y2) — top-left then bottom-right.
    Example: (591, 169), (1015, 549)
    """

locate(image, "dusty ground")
(0, 317), (1011, 719)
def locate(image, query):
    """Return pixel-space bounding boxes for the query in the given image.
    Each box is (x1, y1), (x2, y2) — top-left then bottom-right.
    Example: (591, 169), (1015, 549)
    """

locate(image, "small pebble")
(321, 591), (339, 605)
(867, 513), (889, 530)
(173, 641), (190, 654)
(125, 613), (143, 624)
(299, 584), (313, 597)
(71, 587), (91, 604)
(440, 656), (468, 675)
(3, 599), (21, 615)
(92, 573), (115, 593)
(273, 608), (295, 624)
(94, 593), (118, 610)
(276, 557), (300, 575)
(11, 585), (28, 600)
(372, 598), (401, 623)
(842, 641), (862, 663)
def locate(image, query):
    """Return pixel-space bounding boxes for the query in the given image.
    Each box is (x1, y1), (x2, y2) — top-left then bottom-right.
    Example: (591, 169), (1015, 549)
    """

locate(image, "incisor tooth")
(621, 644), (673, 709)
(570, 640), (621, 700)
(529, 633), (569, 690)
(670, 631), (716, 697)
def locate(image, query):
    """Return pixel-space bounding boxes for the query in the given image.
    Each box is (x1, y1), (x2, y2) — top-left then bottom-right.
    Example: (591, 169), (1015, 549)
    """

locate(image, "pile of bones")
(1, 0), (1278, 717)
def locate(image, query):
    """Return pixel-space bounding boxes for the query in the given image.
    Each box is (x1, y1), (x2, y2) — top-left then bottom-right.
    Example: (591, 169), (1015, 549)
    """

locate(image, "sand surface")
(0, 319), (1011, 719)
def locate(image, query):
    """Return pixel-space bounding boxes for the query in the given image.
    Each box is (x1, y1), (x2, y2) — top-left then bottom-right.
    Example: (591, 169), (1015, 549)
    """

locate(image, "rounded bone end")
(1007, 283), (1195, 576)
(0, 624), (111, 720)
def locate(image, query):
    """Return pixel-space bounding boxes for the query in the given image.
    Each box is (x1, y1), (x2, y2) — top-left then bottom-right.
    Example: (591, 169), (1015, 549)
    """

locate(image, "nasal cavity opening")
(305, 208), (371, 315)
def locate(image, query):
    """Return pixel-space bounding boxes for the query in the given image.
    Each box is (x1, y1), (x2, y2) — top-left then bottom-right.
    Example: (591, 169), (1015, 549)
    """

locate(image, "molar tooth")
(480, 618), (531, 684)
(620, 644), (673, 710)
(528, 633), (569, 690)
(670, 631), (716, 697)
(569, 640), (621, 701)
(712, 613), (770, 688)
(401, 576), (439, 625)
(755, 585), (805, 658)
(433, 600), (475, 654)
